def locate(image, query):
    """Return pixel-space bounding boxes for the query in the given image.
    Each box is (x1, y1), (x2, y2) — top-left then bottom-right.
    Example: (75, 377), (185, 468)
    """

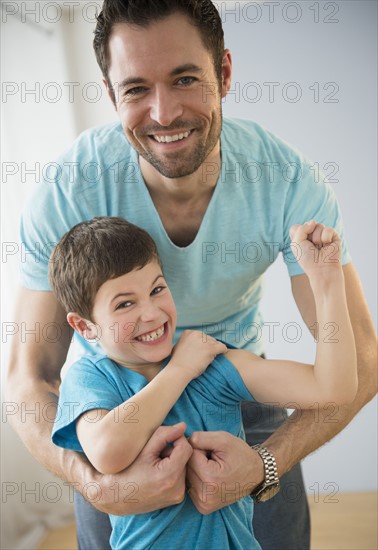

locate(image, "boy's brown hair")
(49, 217), (162, 320)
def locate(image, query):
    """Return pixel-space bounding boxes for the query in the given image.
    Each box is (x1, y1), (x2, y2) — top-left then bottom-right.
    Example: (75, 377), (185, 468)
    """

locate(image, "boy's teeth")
(154, 131), (190, 143)
(136, 325), (165, 342)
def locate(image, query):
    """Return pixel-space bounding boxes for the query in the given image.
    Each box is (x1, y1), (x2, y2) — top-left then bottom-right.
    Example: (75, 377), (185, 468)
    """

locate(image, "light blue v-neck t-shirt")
(20, 118), (350, 356)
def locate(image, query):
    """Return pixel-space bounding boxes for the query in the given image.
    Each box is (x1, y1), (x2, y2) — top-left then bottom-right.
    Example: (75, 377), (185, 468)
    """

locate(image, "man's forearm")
(278, 264), (377, 476)
(264, 336), (377, 477)
(5, 374), (93, 487)
(6, 373), (194, 515)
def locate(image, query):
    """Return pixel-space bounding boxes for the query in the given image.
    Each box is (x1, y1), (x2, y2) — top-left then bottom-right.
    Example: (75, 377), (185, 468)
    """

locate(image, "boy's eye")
(116, 301), (133, 310)
(151, 286), (165, 295)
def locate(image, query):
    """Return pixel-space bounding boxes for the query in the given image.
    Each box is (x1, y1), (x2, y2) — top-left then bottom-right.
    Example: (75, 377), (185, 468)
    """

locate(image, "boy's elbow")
(95, 463), (124, 476)
(322, 379), (358, 407)
(91, 452), (130, 476)
(89, 440), (133, 475)
(340, 369), (359, 405)
(334, 388), (358, 406)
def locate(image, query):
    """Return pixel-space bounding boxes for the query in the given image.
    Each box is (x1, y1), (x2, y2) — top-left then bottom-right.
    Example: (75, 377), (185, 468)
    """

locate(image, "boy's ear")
(67, 313), (99, 341)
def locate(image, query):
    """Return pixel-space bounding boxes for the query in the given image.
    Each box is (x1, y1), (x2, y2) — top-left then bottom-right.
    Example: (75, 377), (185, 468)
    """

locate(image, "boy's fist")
(171, 331), (228, 380)
(290, 220), (342, 276)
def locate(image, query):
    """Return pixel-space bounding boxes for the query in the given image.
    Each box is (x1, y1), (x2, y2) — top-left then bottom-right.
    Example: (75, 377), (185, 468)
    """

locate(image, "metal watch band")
(252, 444), (279, 484)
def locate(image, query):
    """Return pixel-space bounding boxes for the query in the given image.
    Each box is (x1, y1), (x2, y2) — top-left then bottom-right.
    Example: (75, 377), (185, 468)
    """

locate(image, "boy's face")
(86, 261), (177, 374)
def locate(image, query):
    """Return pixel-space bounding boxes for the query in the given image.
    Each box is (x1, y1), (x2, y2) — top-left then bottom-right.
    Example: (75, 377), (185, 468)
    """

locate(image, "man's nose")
(149, 86), (184, 127)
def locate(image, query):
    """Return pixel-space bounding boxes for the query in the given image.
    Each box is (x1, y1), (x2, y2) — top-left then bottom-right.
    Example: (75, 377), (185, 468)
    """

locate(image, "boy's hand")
(290, 220), (342, 277)
(170, 331), (228, 379)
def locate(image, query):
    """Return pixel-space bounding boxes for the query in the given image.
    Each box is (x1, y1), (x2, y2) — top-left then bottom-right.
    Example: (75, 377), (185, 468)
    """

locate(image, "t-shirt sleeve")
(281, 164), (352, 277)
(199, 353), (256, 405)
(19, 171), (87, 291)
(19, 127), (111, 291)
(52, 358), (124, 452)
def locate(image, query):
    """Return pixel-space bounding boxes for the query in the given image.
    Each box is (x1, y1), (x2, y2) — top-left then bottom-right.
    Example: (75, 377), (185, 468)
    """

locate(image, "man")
(7, 1), (376, 549)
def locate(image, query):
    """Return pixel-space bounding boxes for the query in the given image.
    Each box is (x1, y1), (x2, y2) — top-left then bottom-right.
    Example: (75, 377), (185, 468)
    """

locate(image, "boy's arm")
(76, 331), (227, 474)
(229, 221), (357, 408)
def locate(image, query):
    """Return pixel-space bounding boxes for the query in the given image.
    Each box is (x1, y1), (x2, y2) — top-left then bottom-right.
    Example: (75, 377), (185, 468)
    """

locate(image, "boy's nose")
(139, 302), (160, 322)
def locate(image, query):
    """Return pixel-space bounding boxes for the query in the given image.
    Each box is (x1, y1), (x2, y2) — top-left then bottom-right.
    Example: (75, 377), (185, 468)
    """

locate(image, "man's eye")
(177, 77), (196, 86)
(125, 87), (147, 97)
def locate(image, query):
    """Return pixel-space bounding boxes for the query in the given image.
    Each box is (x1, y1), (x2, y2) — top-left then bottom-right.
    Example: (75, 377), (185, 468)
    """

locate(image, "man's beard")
(134, 108), (222, 179)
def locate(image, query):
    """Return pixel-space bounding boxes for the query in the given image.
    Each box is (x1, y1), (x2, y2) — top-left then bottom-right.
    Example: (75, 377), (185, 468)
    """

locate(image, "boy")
(50, 216), (357, 550)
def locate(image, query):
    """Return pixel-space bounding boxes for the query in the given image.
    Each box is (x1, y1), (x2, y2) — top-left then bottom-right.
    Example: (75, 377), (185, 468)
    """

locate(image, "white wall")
(1, 1), (377, 547)
(1, 6), (78, 549)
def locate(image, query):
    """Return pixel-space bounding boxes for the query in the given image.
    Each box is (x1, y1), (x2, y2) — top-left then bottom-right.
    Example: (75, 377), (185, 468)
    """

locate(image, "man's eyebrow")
(111, 274), (165, 303)
(170, 64), (202, 77)
(118, 76), (147, 91)
(117, 65), (202, 90)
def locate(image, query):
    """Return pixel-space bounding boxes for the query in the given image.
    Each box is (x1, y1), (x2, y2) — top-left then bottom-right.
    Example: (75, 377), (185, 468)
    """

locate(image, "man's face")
(106, 13), (231, 179)
(88, 261), (177, 375)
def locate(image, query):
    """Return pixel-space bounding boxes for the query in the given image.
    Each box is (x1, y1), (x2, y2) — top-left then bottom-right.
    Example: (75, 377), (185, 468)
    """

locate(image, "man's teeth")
(153, 131), (191, 143)
(136, 325), (165, 342)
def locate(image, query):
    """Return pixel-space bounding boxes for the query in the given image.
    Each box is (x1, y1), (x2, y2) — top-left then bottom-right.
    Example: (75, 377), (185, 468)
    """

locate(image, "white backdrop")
(1, 1), (377, 548)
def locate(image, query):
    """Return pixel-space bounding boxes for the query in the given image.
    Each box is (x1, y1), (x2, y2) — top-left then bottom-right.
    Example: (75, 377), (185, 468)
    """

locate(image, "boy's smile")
(85, 261), (177, 379)
(135, 322), (168, 343)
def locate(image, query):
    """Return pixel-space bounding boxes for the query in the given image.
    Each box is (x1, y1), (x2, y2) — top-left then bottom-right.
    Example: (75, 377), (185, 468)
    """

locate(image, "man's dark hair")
(49, 217), (162, 320)
(93, 0), (225, 104)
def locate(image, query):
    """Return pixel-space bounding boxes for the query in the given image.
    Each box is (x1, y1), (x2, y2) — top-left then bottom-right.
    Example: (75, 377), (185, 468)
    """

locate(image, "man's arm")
(267, 262), (377, 476)
(5, 287), (193, 514)
(187, 262), (376, 513)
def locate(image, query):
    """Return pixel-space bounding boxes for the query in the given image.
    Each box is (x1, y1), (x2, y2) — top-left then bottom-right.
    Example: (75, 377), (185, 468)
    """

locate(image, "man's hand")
(186, 431), (264, 514)
(94, 422), (193, 515)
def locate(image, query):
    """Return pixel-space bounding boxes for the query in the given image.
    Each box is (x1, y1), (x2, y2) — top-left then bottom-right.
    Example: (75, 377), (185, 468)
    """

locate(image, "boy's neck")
(114, 357), (166, 382)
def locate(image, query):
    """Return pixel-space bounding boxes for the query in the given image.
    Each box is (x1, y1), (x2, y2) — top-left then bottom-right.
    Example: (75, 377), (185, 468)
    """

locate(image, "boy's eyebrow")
(118, 64), (202, 90)
(111, 274), (165, 303)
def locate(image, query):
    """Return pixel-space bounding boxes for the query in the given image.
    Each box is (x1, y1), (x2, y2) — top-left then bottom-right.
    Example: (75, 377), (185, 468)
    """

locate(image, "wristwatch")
(250, 444), (280, 502)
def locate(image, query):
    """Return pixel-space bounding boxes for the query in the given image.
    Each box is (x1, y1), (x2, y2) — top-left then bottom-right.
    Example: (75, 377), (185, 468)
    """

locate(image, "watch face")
(255, 482), (280, 502)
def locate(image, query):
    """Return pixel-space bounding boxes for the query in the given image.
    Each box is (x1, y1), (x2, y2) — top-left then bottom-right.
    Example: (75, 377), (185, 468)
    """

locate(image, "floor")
(38, 492), (377, 550)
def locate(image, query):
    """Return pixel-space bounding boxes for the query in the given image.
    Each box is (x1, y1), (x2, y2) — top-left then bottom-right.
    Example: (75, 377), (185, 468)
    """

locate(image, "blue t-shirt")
(20, 117), (351, 357)
(53, 353), (260, 550)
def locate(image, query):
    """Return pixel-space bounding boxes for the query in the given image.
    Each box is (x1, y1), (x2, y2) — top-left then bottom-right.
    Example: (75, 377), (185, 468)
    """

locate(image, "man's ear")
(67, 313), (99, 341)
(221, 49), (233, 98)
(103, 78), (118, 111)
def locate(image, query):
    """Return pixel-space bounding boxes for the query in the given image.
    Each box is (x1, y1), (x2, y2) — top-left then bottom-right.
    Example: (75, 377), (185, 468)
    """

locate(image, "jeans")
(74, 402), (310, 550)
